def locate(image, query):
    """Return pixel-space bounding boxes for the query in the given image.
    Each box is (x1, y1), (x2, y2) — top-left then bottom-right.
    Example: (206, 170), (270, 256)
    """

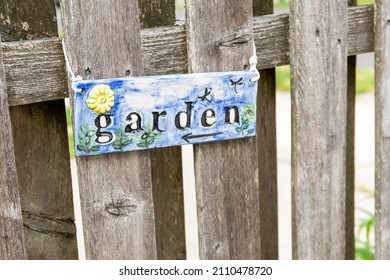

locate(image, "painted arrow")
(182, 132), (223, 143)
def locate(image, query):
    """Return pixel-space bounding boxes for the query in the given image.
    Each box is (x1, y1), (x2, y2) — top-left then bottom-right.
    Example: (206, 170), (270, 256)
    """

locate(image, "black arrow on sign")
(182, 132), (223, 143)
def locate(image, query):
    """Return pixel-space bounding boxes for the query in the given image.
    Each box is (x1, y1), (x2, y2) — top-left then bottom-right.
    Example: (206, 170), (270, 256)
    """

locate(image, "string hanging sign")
(64, 40), (260, 156)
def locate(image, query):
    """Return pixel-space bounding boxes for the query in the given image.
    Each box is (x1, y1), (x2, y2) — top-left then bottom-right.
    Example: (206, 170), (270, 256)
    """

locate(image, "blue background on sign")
(74, 71), (258, 156)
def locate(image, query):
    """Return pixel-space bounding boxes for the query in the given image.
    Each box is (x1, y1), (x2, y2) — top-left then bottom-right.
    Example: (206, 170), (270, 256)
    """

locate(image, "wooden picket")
(186, 0), (262, 259)
(140, 0), (186, 260)
(375, 0), (390, 260)
(0, 39), (26, 260)
(290, 0), (350, 259)
(0, 0), (77, 260)
(0, 0), (387, 260)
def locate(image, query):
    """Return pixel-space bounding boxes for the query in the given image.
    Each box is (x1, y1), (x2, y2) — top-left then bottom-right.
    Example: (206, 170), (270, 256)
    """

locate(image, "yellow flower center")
(86, 84), (115, 114)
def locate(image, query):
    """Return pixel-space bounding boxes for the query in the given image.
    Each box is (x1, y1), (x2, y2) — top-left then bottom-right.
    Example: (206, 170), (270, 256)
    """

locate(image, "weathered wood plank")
(290, 0), (349, 259)
(0, 39), (26, 260)
(139, 0), (175, 28)
(346, 0), (357, 261)
(0, 0), (57, 41)
(61, 0), (157, 259)
(140, 0), (186, 260)
(187, 0), (261, 259)
(3, 39), (68, 106)
(2, 5), (374, 106)
(1, 0), (77, 260)
(253, 0), (278, 260)
(375, 0), (390, 260)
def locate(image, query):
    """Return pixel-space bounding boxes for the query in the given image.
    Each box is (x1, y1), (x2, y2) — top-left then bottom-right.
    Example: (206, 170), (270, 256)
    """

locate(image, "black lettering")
(201, 109), (216, 127)
(94, 115), (113, 144)
(152, 111), (167, 132)
(175, 101), (193, 129)
(224, 106), (240, 124)
(125, 112), (143, 133)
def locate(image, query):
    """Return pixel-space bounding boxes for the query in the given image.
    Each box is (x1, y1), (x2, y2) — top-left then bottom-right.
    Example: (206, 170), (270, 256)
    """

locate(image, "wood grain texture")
(0, 0), (57, 41)
(140, 0), (186, 260)
(1, 5), (374, 106)
(0, 39), (26, 260)
(346, 0), (357, 261)
(187, 0), (261, 259)
(1, 0), (77, 260)
(375, 0), (390, 260)
(61, 0), (157, 259)
(139, 0), (175, 28)
(290, 0), (349, 259)
(3, 39), (68, 106)
(253, 0), (278, 260)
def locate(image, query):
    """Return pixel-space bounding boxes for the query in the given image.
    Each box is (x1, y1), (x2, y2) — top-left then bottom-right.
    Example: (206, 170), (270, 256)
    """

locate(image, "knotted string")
(249, 40), (260, 83)
(62, 39), (83, 93)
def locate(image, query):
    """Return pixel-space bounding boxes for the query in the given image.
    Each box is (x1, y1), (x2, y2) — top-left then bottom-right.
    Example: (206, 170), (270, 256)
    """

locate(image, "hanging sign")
(73, 71), (258, 156)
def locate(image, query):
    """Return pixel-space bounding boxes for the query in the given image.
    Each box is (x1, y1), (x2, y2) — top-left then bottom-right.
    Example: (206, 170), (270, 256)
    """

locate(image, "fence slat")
(0, 0), (77, 259)
(290, 0), (349, 259)
(346, 0), (357, 261)
(186, 0), (261, 259)
(253, 0), (278, 260)
(61, 0), (157, 259)
(139, 0), (175, 28)
(0, 38), (26, 260)
(139, 0), (186, 260)
(375, 0), (390, 260)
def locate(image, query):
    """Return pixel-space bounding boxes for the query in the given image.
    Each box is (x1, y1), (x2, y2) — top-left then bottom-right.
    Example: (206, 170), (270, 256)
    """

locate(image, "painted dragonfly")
(198, 88), (212, 103)
(230, 77), (244, 93)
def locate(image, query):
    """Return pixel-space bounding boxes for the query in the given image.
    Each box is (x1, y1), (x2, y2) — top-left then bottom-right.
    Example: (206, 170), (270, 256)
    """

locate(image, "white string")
(249, 40), (260, 83)
(62, 39), (83, 93)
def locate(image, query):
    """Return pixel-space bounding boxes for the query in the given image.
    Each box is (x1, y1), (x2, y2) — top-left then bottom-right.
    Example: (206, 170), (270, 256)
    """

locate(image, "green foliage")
(273, 0), (373, 8)
(65, 106), (75, 158)
(357, 0), (374, 5)
(112, 129), (132, 151)
(236, 106), (255, 135)
(355, 207), (375, 260)
(137, 127), (159, 149)
(276, 66), (375, 94)
(77, 125), (100, 153)
(274, 0), (289, 9)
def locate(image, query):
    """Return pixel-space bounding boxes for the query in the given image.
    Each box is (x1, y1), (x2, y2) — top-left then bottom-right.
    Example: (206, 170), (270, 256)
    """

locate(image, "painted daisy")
(86, 84), (115, 114)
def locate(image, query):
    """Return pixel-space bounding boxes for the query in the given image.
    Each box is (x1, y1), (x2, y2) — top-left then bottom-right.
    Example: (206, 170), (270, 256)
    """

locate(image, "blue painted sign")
(73, 71), (258, 156)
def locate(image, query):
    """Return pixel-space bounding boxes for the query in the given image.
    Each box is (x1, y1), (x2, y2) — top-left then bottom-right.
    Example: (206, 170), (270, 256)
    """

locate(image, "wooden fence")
(0, 0), (388, 260)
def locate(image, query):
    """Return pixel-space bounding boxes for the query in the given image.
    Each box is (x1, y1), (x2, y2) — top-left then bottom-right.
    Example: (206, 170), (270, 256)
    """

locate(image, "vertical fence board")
(139, 0), (186, 260)
(253, 0), (278, 260)
(0, 0), (77, 259)
(62, 0), (157, 259)
(290, 0), (349, 259)
(186, 0), (261, 259)
(139, 0), (176, 28)
(346, 0), (357, 260)
(375, 0), (390, 260)
(0, 39), (26, 260)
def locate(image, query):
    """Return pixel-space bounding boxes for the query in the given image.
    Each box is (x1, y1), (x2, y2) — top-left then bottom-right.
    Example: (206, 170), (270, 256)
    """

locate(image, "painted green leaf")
(247, 129), (254, 134)
(123, 140), (132, 146)
(87, 130), (95, 137)
(141, 133), (149, 140)
(137, 143), (147, 148)
(90, 146), (100, 152)
(147, 137), (155, 145)
(77, 144), (85, 152)
(236, 127), (242, 133)
(112, 144), (120, 150)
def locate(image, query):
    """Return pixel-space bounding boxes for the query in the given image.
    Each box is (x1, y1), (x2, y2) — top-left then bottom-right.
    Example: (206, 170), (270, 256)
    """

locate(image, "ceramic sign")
(73, 71), (258, 156)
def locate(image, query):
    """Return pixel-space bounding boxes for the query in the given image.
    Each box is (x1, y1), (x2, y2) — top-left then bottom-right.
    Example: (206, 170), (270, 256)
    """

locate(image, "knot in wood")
(214, 31), (251, 47)
(105, 198), (137, 216)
